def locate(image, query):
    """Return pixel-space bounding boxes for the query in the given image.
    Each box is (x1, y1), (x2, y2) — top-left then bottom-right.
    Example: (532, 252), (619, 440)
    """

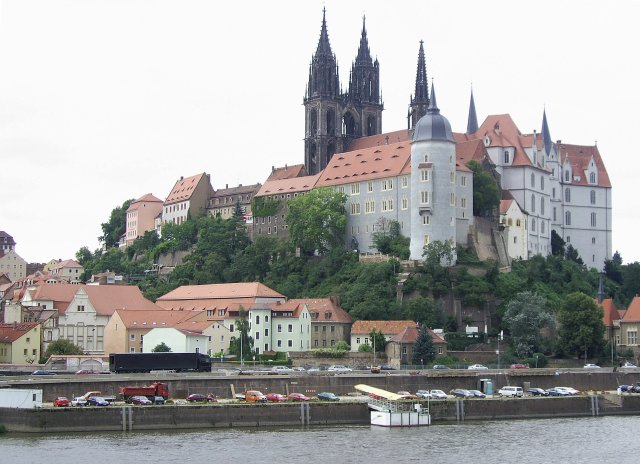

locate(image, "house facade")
(207, 183), (261, 220)
(0, 322), (41, 364)
(142, 327), (208, 354)
(47, 259), (84, 283)
(162, 172), (213, 226)
(124, 193), (164, 246)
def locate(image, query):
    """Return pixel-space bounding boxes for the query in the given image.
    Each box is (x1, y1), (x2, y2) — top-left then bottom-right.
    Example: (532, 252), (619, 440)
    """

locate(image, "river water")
(2, 416), (639, 464)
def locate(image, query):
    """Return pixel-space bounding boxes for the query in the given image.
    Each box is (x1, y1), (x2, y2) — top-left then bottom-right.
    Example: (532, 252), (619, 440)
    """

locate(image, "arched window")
(516, 219), (521, 227)
(531, 194), (535, 212)
(531, 219), (536, 231)
(565, 188), (571, 202)
(565, 170), (570, 182)
(565, 211), (571, 225)
(589, 172), (596, 184)
(326, 109), (335, 136)
(310, 109), (318, 136)
(590, 190), (596, 205)
(540, 197), (545, 215)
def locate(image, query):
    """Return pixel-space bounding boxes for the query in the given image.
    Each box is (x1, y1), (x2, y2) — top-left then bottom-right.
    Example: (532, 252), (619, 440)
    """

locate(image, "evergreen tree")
(551, 230), (566, 256)
(557, 292), (605, 358)
(413, 325), (436, 365)
(152, 342), (172, 352)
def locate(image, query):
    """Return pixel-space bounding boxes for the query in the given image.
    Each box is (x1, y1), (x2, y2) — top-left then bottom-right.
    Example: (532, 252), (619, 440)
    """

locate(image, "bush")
(358, 344), (373, 352)
(312, 349), (346, 358)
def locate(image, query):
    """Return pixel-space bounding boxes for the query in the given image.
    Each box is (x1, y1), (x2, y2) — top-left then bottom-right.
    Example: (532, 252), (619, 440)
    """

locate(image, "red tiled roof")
(266, 164), (308, 181)
(255, 174), (321, 197)
(558, 143), (611, 188)
(598, 298), (620, 326)
(351, 320), (416, 336)
(0, 322), (39, 343)
(114, 309), (198, 328)
(622, 297), (640, 322)
(287, 297), (353, 323)
(157, 282), (285, 302)
(165, 172), (208, 204)
(347, 130), (410, 150)
(390, 326), (446, 345)
(127, 193), (163, 211)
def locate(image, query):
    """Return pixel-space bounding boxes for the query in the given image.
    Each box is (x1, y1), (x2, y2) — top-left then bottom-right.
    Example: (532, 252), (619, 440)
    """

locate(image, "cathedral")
(255, 10), (613, 270)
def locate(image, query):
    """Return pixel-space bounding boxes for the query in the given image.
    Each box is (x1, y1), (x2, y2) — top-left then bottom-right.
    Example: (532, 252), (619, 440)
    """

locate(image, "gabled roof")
(165, 172), (209, 205)
(157, 282), (285, 302)
(269, 301), (308, 318)
(50, 259), (83, 270)
(255, 173), (321, 197)
(347, 130), (410, 151)
(316, 142), (410, 187)
(211, 183), (261, 198)
(558, 143), (611, 188)
(127, 193), (163, 212)
(28, 283), (81, 312)
(389, 325), (446, 345)
(0, 231), (16, 246)
(113, 309), (198, 329)
(351, 320), (416, 336)
(287, 297), (352, 323)
(82, 286), (162, 315)
(266, 164), (308, 181)
(598, 298), (621, 326)
(0, 322), (39, 343)
(622, 297), (640, 322)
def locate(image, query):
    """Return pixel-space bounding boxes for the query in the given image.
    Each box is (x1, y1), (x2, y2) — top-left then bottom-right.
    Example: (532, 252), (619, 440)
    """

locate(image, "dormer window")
(504, 150), (510, 164)
(564, 170), (570, 182)
(589, 172), (596, 184)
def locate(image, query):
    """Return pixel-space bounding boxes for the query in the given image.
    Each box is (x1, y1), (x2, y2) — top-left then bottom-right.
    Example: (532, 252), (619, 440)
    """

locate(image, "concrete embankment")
(3, 395), (640, 433)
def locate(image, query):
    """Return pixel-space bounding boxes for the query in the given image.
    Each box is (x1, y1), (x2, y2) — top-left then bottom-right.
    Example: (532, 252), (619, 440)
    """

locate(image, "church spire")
(347, 14), (381, 106)
(408, 41), (429, 129)
(466, 86), (478, 134)
(315, 8), (333, 56)
(355, 15), (372, 64)
(541, 108), (553, 155)
(306, 8), (339, 99)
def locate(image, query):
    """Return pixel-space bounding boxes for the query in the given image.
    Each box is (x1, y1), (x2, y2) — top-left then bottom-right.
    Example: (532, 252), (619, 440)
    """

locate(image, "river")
(2, 416), (639, 464)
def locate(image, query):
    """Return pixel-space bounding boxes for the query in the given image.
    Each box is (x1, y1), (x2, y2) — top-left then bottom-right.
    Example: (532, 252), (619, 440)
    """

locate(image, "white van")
(498, 386), (523, 397)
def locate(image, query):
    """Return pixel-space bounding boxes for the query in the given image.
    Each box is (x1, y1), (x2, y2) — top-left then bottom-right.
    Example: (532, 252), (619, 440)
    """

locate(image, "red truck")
(119, 382), (170, 401)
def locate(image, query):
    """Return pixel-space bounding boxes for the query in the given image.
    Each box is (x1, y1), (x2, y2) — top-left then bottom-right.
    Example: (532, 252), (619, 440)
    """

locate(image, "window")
(265, 315), (269, 323)
(565, 188), (571, 202)
(553, 207), (557, 222)
(420, 169), (429, 181)
(461, 197), (467, 208)
(277, 340), (282, 348)
(552, 187), (556, 199)
(460, 175), (467, 187)
(565, 211), (571, 225)
(450, 172), (455, 184)
(628, 331), (638, 345)
(540, 197), (544, 215)
(401, 196), (408, 210)
(265, 328), (269, 337)
(590, 190), (596, 205)
(531, 219), (536, 231)
(24, 348), (28, 355)
(516, 219), (521, 227)
(230, 324), (234, 332)
(541, 221), (545, 233)
(314, 340), (318, 347)
(288, 340), (293, 347)
(331, 340), (335, 347)
(365, 200), (375, 214)
(531, 194), (535, 213)
(402, 346), (407, 355)
(420, 191), (429, 204)
(450, 192), (455, 206)
(504, 150), (510, 163)
(530, 173), (535, 187)
(277, 324), (282, 333)
(350, 203), (361, 214)
(564, 170), (570, 182)
(288, 324), (293, 333)
(351, 183), (360, 195)
(401, 176), (408, 188)
(130, 334), (136, 341)
(589, 172), (596, 184)
(592, 237), (596, 244)
(255, 315), (260, 324)
(367, 182), (373, 192)
(541, 176), (544, 190)
(591, 212), (597, 227)
(77, 305), (85, 312)
(382, 199), (393, 212)
(255, 331), (260, 340)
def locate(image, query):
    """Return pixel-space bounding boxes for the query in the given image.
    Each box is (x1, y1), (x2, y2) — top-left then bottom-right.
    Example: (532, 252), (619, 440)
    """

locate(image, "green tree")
(152, 342), (172, 352)
(565, 244), (584, 266)
(402, 296), (441, 328)
(286, 187), (347, 255)
(413, 325), (436, 365)
(227, 309), (253, 360)
(43, 339), (84, 360)
(334, 340), (350, 351)
(467, 160), (500, 217)
(603, 251), (623, 284)
(75, 246), (93, 266)
(369, 329), (386, 353)
(551, 230), (566, 257)
(233, 200), (245, 219)
(557, 292), (605, 359)
(503, 291), (555, 357)
(370, 219), (410, 259)
(99, 199), (134, 248)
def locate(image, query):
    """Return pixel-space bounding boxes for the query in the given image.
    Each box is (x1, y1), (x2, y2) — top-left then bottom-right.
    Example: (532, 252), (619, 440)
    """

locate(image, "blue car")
(86, 396), (110, 406)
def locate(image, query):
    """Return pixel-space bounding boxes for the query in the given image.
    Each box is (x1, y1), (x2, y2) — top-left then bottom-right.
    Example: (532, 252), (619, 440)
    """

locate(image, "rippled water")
(2, 416), (640, 464)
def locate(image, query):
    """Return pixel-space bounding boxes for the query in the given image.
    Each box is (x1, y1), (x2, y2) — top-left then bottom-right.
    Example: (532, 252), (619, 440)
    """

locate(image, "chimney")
(180, 176), (184, 180)
(226, 184), (228, 189)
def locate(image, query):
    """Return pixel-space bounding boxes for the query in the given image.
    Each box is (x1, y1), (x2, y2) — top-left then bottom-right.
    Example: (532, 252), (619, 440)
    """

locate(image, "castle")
(251, 9), (612, 269)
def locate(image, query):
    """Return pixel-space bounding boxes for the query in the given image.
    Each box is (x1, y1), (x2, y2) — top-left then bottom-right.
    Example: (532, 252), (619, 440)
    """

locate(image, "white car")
(583, 363), (601, 369)
(271, 366), (294, 373)
(554, 386), (579, 395)
(327, 365), (353, 372)
(498, 386), (524, 397)
(71, 396), (87, 406)
(621, 362), (637, 368)
(429, 389), (448, 399)
(467, 364), (489, 370)
(415, 390), (432, 399)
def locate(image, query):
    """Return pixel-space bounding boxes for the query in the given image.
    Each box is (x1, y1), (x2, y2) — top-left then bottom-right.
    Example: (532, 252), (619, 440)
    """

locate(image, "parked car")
(271, 366), (294, 374)
(415, 390), (432, 399)
(153, 396), (166, 405)
(584, 363), (601, 369)
(288, 393), (311, 401)
(546, 387), (571, 396)
(510, 363), (529, 369)
(234, 393), (246, 400)
(432, 364), (451, 370)
(450, 389), (473, 398)
(265, 393), (288, 402)
(498, 386), (523, 397)
(397, 391), (418, 399)
(317, 392), (340, 401)
(467, 364), (488, 370)
(86, 396), (110, 406)
(621, 362), (637, 368)
(71, 396), (88, 407)
(53, 396), (70, 407)
(327, 365), (352, 372)
(75, 369), (99, 375)
(31, 370), (56, 376)
(526, 387), (549, 396)
(128, 395), (152, 405)
(244, 391), (267, 403)
(186, 393), (217, 403)
(430, 390), (448, 399)
(468, 389), (486, 398)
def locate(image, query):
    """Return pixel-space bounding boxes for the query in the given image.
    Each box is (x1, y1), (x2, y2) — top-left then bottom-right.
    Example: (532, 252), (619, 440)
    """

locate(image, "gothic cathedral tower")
(304, 11), (383, 175)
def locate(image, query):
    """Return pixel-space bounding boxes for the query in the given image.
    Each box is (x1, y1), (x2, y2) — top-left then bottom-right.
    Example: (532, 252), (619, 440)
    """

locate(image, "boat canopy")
(355, 384), (404, 401)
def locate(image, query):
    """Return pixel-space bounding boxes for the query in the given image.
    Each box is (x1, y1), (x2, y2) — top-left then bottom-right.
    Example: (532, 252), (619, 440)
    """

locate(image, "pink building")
(125, 193), (164, 246)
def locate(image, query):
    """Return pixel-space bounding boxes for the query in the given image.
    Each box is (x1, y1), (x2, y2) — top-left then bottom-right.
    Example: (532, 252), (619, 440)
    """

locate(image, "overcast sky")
(1, 0), (638, 265)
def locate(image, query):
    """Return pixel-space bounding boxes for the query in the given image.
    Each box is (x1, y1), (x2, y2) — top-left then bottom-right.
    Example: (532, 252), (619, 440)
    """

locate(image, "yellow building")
(0, 322), (41, 364)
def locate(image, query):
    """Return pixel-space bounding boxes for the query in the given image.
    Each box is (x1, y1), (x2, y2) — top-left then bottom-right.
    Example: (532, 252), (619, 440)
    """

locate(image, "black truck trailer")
(109, 352), (212, 373)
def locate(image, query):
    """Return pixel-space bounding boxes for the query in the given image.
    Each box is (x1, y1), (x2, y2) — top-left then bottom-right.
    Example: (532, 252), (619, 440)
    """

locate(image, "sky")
(1, 0), (639, 265)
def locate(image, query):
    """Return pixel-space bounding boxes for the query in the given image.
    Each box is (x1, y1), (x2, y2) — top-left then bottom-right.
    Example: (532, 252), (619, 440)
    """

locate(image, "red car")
(186, 393), (217, 403)
(510, 363), (529, 369)
(288, 393), (310, 401)
(53, 396), (70, 407)
(266, 393), (287, 402)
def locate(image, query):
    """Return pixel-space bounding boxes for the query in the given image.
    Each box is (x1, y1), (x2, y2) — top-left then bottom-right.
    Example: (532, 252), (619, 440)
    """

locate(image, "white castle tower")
(409, 84), (457, 263)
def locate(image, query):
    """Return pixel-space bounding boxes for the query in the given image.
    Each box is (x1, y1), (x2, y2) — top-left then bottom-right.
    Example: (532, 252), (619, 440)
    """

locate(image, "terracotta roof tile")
(622, 297), (640, 322)
(0, 322), (39, 343)
(114, 309), (198, 328)
(266, 164), (308, 181)
(597, 298), (621, 326)
(558, 144), (611, 188)
(287, 297), (353, 323)
(351, 320), (416, 336)
(255, 174), (321, 197)
(165, 172), (208, 204)
(157, 282), (285, 302)
(127, 193), (163, 212)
